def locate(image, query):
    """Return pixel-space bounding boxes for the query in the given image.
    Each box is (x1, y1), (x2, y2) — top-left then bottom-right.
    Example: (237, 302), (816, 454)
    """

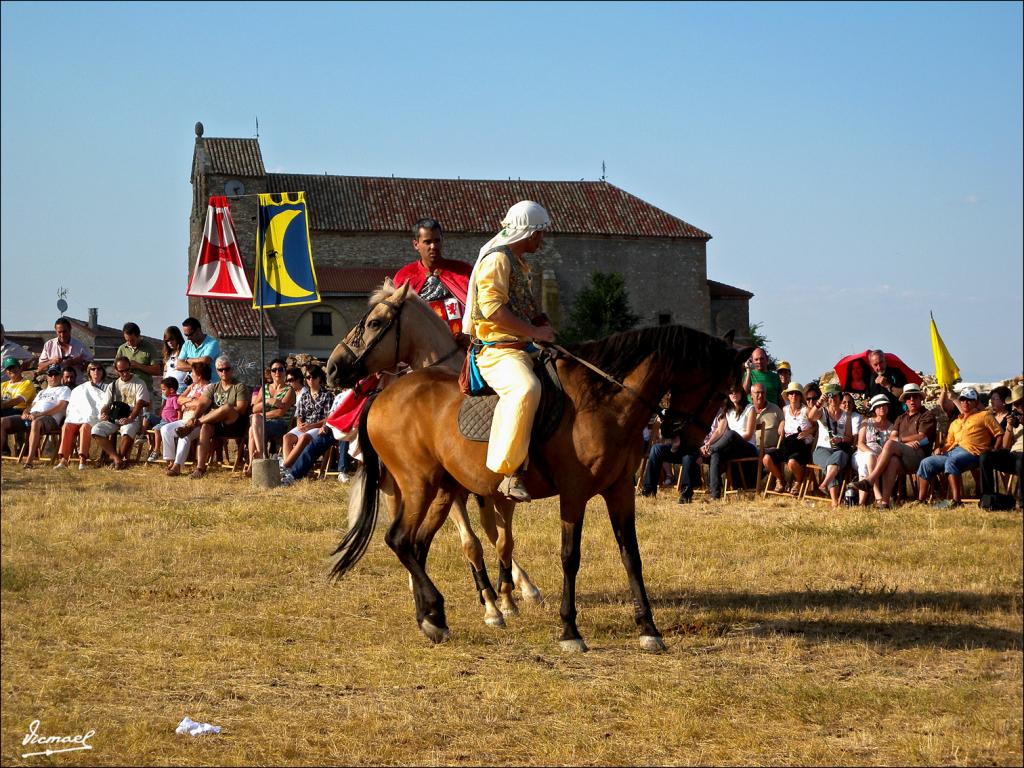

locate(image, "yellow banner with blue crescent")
(254, 192), (320, 309)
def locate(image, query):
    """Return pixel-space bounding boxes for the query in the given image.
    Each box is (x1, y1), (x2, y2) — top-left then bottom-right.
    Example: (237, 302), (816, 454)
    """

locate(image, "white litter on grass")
(175, 717), (221, 736)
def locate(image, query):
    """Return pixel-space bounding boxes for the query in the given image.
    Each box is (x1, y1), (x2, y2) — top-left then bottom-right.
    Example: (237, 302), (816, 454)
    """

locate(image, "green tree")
(559, 271), (639, 344)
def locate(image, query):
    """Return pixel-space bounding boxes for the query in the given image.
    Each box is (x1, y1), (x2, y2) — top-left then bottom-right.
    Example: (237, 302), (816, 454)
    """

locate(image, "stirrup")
(498, 474), (531, 502)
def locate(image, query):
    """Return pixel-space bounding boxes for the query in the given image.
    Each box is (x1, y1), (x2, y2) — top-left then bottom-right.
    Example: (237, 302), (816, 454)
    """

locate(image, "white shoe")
(146, 451), (160, 463)
(54, 460), (69, 470)
(77, 462), (87, 470)
(338, 472), (352, 484)
(281, 472), (296, 487)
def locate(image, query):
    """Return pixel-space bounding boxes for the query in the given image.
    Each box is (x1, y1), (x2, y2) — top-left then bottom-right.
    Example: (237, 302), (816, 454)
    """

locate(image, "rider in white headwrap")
(464, 200), (555, 502)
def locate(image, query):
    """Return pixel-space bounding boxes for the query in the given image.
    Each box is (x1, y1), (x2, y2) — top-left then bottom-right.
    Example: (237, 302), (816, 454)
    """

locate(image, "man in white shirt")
(19, 365), (75, 468)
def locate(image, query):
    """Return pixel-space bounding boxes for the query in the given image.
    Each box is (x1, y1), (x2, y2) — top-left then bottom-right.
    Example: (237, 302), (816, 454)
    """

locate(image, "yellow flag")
(930, 312), (960, 388)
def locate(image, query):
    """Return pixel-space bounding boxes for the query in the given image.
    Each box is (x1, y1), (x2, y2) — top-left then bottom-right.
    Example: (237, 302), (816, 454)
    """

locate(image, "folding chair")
(722, 424), (766, 499)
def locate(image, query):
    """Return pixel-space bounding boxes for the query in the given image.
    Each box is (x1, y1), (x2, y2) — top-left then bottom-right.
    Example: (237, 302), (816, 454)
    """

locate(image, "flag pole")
(259, 250), (266, 461)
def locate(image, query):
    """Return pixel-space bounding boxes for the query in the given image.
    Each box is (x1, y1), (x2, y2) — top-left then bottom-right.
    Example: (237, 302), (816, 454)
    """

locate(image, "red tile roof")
(707, 279), (754, 299)
(201, 138), (266, 177)
(203, 299), (278, 339)
(265, 174), (711, 239)
(318, 266), (403, 294)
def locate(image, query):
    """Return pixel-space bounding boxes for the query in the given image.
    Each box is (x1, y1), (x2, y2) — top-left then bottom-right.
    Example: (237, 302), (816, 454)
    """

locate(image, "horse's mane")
(568, 325), (734, 397)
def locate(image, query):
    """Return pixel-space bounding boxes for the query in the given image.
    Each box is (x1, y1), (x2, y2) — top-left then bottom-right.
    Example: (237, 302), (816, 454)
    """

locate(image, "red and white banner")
(187, 196), (253, 300)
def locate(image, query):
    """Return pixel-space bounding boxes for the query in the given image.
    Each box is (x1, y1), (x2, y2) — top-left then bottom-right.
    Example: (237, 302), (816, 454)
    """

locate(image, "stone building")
(187, 125), (751, 374)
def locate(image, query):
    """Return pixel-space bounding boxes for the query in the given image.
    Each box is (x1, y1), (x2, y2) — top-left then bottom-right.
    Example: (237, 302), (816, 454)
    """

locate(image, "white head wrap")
(462, 201), (552, 335)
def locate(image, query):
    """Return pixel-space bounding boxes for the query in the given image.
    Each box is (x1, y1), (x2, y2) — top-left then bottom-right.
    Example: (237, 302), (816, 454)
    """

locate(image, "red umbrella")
(833, 350), (922, 393)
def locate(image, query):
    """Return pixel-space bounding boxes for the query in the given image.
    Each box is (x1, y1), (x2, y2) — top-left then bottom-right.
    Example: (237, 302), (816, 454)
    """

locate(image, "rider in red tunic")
(392, 218), (472, 339)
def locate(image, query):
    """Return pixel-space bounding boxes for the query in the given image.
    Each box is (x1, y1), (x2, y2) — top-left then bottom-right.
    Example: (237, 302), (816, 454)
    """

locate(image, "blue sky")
(2, 1), (1021, 382)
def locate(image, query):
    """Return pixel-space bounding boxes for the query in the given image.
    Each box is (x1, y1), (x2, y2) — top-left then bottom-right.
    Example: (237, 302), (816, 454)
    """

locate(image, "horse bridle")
(344, 295), (460, 377)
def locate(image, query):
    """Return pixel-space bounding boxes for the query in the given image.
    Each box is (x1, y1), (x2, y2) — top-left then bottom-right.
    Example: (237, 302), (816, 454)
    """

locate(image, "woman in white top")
(161, 326), (190, 395)
(705, 384), (759, 499)
(54, 363), (110, 469)
(763, 382), (817, 494)
(855, 394), (894, 506)
(807, 383), (856, 507)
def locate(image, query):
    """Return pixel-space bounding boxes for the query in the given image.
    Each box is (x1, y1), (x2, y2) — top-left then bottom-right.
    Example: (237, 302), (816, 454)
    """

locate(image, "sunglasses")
(286, 377), (299, 383)
(217, 366), (232, 372)
(304, 375), (317, 380)
(270, 367), (285, 373)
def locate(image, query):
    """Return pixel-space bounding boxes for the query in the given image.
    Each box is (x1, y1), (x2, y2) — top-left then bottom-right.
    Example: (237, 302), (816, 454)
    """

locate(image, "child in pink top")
(147, 377), (183, 463)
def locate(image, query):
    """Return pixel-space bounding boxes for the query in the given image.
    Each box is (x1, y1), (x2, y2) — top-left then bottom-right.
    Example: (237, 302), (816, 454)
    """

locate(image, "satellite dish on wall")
(57, 299), (68, 313)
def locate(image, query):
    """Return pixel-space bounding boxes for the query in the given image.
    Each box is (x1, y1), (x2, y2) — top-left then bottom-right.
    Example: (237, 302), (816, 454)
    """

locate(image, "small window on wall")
(658, 313), (672, 326)
(311, 311), (333, 336)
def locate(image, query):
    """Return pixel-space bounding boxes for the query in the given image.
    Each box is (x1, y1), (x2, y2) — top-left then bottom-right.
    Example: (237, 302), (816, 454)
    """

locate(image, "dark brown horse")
(332, 322), (751, 651)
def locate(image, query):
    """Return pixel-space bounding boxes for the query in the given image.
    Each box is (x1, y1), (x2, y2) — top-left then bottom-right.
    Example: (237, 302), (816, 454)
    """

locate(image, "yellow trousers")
(475, 346), (540, 475)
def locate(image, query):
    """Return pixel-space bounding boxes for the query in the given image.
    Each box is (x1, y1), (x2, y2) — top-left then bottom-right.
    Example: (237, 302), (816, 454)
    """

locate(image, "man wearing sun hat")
(915, 386), (1002, 507)
(852, 382), (937, 506)
(979, 384), (1023, 507)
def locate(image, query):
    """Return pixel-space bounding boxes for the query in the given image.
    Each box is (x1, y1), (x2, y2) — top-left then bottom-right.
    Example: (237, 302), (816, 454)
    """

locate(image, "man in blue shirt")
(176, 317), (222, 383)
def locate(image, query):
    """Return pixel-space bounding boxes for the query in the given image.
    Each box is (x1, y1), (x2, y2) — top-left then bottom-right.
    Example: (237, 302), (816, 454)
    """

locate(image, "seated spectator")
(776, 360), (793, 392)
(916, 387), (1002, 508)
(742, 347), (782, 407)
(851, 383), (936, 508)
(37, 316), (92, 380)
(281, 365), (333, 463)
(188, 356), (250, 479)
(638, 407), (722, 504)
(1, 356), (36, 419)
(803, 382), (822, 407)
(246, 358), (297, 474)
(807, 383), (856, 508)
(1, 323), (34, 371)
(159, 361), (212, 477)
(763, 382), (816, 495)
(279, 376), (382, 487)
(704, 384), (759, 500)
(146, 377), (182, 463)
(987, 385), (1012, 431)
(90, 356), (152, 470)
(161, 326), (190, 394)
(750, 382), (785, 454)
(979, 384), (1023, 507)
(854, 394), (894, 505)
(9, 365), (73, 468)
(55, 362), (109, 470)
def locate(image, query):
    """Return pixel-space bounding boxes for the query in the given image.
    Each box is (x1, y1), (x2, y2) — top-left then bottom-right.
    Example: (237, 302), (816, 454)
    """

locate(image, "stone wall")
(710, 297), (752, 344)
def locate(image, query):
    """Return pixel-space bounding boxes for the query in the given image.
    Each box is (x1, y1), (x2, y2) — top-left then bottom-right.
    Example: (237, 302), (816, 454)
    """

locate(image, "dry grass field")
(1, 461), (1021, 766)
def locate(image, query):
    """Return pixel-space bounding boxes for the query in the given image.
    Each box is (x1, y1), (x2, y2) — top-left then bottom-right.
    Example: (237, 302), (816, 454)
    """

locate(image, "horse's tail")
(330, 393), (380, 580)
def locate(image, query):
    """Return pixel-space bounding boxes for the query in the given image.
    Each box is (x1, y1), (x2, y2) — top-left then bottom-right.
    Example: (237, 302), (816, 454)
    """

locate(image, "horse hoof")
(559, 638), (589, 653)
(519, 585), (544, 605)
(639, 635), (667, 653)
(420, 619), (450, 644)
(484, 614), (506, 628)
(498, 596), (519, 616)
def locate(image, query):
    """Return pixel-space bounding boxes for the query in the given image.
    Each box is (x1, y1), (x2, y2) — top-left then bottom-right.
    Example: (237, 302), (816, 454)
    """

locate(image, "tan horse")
(327, 279), (541, 628)
(332, 315), (752, 652)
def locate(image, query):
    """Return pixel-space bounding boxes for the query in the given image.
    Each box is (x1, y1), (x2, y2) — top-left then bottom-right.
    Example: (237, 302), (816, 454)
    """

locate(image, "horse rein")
(548, 342), (722, 435)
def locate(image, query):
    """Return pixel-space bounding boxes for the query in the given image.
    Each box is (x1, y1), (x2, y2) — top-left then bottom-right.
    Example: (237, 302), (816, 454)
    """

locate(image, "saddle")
(457, 349), (564, 443)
